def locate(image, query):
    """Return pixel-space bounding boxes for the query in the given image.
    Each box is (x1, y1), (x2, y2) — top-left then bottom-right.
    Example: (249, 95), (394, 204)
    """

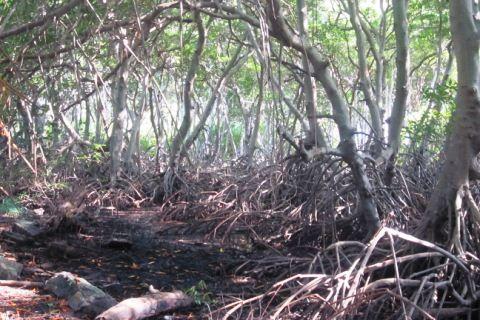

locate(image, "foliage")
(76, 144), (106, 163)
(0, 197), (23, 217)
(185, 280), (213, 306)
(139, 135), (156, 156)
(402, 79), (456, 156)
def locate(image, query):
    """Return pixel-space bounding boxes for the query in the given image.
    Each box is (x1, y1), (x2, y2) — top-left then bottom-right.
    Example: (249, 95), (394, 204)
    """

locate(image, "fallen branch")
(0, 280), (44, 288)
(95, 290), (193, 320)
(0, 185), (9, 196)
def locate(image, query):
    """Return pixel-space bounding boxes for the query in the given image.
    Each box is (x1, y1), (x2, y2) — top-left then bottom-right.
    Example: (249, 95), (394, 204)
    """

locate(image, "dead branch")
(95, 290), (193, 320)
(0, 280), (44, 288)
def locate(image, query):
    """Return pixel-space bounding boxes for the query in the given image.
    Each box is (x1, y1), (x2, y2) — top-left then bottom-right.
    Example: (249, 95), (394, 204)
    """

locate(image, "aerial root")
(216, 227), (479, 319)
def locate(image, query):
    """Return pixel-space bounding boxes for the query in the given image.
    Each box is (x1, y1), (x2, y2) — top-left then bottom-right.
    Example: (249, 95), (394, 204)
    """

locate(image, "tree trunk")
(58, 110), (91, 147)
(83, 102), (91, 141)
(297, 0), (327, 149)
(168, 10), (205, 168)
(17, 100), (35, 153)
(148, 87), (162, 167)
(419, 0), (480, 246)
(95, 290), (193, 320)
(266, 0), (380, 234)
(346, 0), (383, 156)
(385, 0), (410, 185)
(125, 75), (150, 170)
(50, 103), (61, 148)
(109, 61), (129, 185)
(245, 67), (264, 166)
(180, 44), (243, 157)
(94, 95), (104, 143)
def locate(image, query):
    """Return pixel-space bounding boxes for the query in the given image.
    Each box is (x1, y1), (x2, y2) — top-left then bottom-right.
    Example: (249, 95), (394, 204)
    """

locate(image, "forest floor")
(2, 160), (477, 319)
(0, 206), (271, 319)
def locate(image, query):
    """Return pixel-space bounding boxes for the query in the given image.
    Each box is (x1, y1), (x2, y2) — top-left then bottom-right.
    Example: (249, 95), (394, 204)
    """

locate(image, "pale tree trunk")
(168, 10), (205, 168)
(180, 44), (243, 157)
(271, 78), (310, 134)
(50, 103), (61, 148)
(419, 0), (480, 247)
(387, 0), (410, 159)
(58, 110), (91, 147)
(148, 87), (162, 167)
(245, 67), (264, 166)
(266, 0), (380, 233)
(73, 107), (80, 134)
(17, 100), (35, 154)
(94, 95), (103, 143)
(17, 100), (41, 172)
(109, 57), (129, 185)
(109, 17), (154, 184)
(373, 0), (387, 110)
(124, 75), (150, 171)
(356, 0), (387, 111)
(224, 109), (238, 156)
(83, 103), (91, 141)
(345, 0), (383, 156)
(212, 110), (222, 162)
(241, 17), (266, 166)
(384, 0), (410, 185)
(32, 103), (46, 140)
(297, 0), (327, 149)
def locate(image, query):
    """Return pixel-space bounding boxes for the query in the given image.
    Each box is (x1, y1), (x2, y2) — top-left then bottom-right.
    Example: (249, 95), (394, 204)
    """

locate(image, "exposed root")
(3, 150), (479, 319)
(217, 227), (479, 319)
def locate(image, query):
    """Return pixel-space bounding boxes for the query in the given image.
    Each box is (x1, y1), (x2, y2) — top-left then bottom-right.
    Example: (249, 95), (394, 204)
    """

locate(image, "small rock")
(46, 272), (117, 315)
(45, 272), (78, 298)
(0, 256), (23, 280)
(12, 219), (43, 237)
(32, 208), (45, 216)
(68, 283), (117, 314)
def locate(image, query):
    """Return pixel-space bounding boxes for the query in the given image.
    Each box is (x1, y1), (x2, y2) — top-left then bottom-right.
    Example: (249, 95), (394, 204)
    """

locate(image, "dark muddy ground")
(0, 208), (272, 319)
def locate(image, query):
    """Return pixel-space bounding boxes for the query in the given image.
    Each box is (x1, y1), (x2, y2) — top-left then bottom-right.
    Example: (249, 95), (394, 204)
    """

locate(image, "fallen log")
(0, 280), (44, 288)
(95, 290), (193, 320)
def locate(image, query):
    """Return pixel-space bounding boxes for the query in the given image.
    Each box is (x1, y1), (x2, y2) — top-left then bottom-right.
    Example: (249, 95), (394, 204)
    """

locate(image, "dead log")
(0, 280), (44, 288)
(95, 290), (193, 320)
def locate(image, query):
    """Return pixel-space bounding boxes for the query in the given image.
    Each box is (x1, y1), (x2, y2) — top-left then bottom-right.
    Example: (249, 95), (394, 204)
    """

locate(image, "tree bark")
(245, 67), (264, 166)
(0, 0), (83, 40)
(266, 0), (380, 234)
(95, 290), (193, 320)
(109, 60), (129, 185)
(419, 0), (480, 245)
(94, 95), (104, 143)
(386, 0), (410, 159)
(346, 0), (383, 155)
(84, 102), (91, 141)
(168, 10), (205, 168)
(125, 75), (150, 170)
(180, 44), (244, 157)
(297, 0), (327, 149)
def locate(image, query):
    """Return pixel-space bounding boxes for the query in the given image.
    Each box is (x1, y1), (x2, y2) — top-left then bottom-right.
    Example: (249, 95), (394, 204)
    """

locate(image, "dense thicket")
(1, 0), (479, 319)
